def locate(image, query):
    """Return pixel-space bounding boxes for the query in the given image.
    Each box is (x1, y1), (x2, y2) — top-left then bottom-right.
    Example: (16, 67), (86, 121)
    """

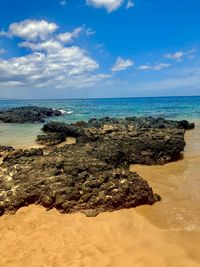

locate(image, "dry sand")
(0, 123), (200, 267)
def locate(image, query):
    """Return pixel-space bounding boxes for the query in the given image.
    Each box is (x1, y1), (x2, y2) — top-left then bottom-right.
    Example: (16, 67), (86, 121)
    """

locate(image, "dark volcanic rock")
(124, 116), (195, 130)
(40, 117), (187, 165)
(36, 133), (67, 146)
(0, 145), (14, 153)
(90, 128), (185, 166)
(40, 121), (100, 146)
(0, 144), (157, 216)
(0, 106), (62, 123)
(0, 115), (194, 217)
(85, 116), (195, 130)
(42, 121), (86, 137)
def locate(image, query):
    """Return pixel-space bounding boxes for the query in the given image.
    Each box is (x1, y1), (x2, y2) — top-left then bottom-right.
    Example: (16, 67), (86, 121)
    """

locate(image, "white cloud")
(0, 19), (110, 90)
(165, 51), (183, 61)
(137, 65), (151, 70)
(0, 30), (12, 38)
(0, 46), (102, 89)
(60, 0), (66, 6)
(86, 0), (135, 12)
(56, 26), (94, 43)
(126, 0), (134, 9)
(112, 57), (134, 72)
(138, 63), (171, 71)
(87, 0), (124, 12)
(153, 63), (171, 70)
(57, 27), (83, 43)
(19, 40), (63, 52)
(165, 49), (196, 61)
(4, 19), (58, 41)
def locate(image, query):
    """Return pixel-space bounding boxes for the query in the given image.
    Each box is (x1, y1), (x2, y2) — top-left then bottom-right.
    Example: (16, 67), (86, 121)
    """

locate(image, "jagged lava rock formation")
(0, 116), (195, 216)
(0, 147), (157, 216)
(38, 116), (190, 165)
(0, 106), (62, 123)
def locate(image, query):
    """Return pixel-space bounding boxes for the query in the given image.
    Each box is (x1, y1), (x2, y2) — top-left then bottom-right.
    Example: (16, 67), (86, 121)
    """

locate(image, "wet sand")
(0, 123), (200, 267)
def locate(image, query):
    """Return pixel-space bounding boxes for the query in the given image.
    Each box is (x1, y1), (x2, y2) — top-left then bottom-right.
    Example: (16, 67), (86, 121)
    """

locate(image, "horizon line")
(0, 95), (200, 101)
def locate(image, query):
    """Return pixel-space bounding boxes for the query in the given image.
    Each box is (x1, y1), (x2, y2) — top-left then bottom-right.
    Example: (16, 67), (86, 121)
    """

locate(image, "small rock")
(82, 209), (100, 217)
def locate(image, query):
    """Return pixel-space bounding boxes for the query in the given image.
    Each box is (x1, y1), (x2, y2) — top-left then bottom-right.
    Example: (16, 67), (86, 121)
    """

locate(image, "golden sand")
(0, 123), (200, 267)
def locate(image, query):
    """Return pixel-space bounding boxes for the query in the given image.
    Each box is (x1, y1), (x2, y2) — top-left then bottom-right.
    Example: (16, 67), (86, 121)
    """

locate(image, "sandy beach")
(0, 122), (199, 267)
(1, 0), (200, 264)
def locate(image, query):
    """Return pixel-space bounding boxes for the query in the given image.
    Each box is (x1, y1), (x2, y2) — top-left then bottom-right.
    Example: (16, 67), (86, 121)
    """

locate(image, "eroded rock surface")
(37, 133), (67, 146)
(0, 146), (157, 216)
(40, 117), (188, 165)
(85, 116), (195, 130)
(0, 106), (62, 123)
(0, 116), (194, 217)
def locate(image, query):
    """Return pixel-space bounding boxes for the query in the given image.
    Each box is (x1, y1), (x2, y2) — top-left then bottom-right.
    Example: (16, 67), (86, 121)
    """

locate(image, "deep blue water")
(1, 96), (200, 123)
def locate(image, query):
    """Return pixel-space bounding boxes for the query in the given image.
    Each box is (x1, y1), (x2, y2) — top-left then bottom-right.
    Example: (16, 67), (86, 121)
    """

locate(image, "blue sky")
(0, 0), (200, 99)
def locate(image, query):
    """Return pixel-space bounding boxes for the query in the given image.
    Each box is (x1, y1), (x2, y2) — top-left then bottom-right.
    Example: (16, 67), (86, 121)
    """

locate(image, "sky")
(0, 0), (200, 99)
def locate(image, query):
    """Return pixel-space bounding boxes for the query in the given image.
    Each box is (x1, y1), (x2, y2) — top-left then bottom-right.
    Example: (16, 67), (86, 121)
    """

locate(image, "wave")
(59, 109), (74, 115)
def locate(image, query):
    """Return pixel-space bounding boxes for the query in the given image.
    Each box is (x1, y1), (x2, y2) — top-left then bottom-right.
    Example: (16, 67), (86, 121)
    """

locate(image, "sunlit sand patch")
(0, 204), (200, 267)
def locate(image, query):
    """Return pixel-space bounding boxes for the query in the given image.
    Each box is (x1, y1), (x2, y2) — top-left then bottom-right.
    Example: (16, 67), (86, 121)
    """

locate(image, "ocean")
(0, 96), (200, 147)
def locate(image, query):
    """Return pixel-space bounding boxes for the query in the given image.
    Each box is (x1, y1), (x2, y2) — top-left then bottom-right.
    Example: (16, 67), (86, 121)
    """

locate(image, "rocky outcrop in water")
(0, 115), (194, 217)
(0, 106), (62, 123)
(0, 146), (158, 216)
(42, 116), (195, 133)
(72, 116), (195, 130)
(91, 128), (185, 166)
(39, 117), (188, 165)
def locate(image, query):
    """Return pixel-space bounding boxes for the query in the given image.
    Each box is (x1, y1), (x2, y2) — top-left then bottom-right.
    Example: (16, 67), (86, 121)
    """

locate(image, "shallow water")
(131, 122), (200, 232)
(0, 123), (42, 148)
(1, 96), (200, 148)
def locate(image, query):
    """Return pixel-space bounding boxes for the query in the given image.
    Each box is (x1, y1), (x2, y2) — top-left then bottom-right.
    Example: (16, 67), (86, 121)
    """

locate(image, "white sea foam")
(59, 109), (74, 115)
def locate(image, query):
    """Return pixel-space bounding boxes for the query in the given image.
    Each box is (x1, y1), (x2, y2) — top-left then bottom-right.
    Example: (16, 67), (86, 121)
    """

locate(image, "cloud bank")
(0, 19), (110, 90)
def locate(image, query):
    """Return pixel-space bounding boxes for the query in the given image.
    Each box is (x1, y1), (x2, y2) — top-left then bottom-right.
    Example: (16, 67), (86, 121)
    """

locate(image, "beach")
(0, 122), (199, 267)
(1, 0), (200, 264)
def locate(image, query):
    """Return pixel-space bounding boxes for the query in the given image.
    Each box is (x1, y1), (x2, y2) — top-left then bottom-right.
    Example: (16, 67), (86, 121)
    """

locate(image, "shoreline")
(132, 123), (200, 231)
(0, 120), (200, 266)
(0, 125), (200, 266)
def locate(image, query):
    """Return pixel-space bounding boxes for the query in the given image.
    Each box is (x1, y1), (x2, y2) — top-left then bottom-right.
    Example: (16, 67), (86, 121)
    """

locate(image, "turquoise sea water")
(0, 96), (200, 147)
(1, 96), (200, 122)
